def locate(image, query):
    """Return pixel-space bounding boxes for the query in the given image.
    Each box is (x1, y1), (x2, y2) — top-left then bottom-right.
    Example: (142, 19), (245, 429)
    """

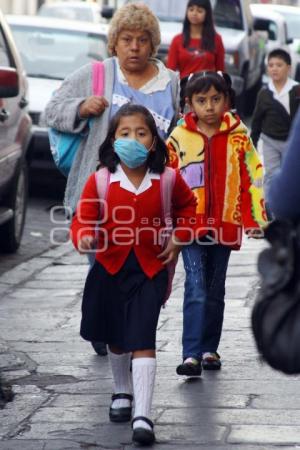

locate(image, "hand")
(78, 235), (97, 253)
(79, 96), (109, 118)
(157, 237), (182, 265)
(245, 228), (264, 239)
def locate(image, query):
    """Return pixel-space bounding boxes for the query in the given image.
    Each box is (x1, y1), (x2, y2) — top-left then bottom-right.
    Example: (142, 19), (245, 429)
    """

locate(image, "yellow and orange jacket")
(167, 111), (267, 249)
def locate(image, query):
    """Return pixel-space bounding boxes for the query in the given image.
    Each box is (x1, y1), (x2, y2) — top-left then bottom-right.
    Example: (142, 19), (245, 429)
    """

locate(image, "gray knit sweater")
(44, 58), (179, 213)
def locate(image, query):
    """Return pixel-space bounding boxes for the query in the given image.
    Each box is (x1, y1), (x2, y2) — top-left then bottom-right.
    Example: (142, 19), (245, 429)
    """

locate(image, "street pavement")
(1, 236), (300, 450)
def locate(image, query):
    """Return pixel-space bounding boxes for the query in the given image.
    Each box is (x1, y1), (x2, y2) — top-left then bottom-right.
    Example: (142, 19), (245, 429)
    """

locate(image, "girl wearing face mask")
(70, 104), (196, 446)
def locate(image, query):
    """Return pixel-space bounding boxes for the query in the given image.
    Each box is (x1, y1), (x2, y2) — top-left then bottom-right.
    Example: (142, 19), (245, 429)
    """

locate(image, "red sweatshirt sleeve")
(166, 34), (181, 71)
(171, 171), (197, 243)
(215, 33), (225, 71)
(70, 173), (100, 250)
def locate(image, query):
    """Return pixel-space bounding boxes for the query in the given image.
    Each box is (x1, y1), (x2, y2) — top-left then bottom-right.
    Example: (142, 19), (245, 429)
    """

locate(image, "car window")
(212, 0), (243, 30)
(9, 25), (107, 80)
(254, 18), (278, 41)
(39, 6), (93, 22)
(0, 28), (11, 67)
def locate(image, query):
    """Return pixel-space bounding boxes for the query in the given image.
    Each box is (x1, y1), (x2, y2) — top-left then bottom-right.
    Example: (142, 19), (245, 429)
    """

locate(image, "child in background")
(251, 48), (300, 219)
(70, 104), (196, 446)
(167, 0), (224, 110)
(167, 71), (266, 377)
(167, 0), (224, 78)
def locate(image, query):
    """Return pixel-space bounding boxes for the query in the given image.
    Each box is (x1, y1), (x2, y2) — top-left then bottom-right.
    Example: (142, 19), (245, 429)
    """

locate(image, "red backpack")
(94, 166), (177, 303)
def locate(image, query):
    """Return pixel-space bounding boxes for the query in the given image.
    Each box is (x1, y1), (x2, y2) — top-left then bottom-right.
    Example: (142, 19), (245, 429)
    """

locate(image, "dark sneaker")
(176, 357), (202, 376)
(202, 352), (221, 370)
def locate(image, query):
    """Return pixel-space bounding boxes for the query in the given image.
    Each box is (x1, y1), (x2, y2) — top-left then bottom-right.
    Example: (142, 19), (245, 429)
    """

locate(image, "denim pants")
(181, 242), (231, 360)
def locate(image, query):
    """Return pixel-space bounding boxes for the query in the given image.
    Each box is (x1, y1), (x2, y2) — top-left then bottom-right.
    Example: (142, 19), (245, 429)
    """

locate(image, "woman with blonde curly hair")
(45, 2), (179, 213)
(44, 2), (179, 446)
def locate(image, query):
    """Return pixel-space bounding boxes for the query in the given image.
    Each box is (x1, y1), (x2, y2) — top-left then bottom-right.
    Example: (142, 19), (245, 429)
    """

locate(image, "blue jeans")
(181, 242), (231, 360)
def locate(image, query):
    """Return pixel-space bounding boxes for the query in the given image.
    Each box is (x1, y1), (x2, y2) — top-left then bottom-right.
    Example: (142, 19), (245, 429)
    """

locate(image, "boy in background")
(251, 48), (300, 219)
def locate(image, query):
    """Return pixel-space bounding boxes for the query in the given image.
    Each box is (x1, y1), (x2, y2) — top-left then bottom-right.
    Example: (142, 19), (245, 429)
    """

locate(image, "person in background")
(167, 71), (266, 377)
(70, 104), (196, 445)
(44, 2), (179, 357)
(251, 48), (300, 219)
(268, 109), (300, 220)
(166, 0), (224, 110)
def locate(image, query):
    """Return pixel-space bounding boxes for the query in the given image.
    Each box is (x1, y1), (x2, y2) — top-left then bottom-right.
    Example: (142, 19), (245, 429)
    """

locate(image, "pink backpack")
(94, 167), (177, 303)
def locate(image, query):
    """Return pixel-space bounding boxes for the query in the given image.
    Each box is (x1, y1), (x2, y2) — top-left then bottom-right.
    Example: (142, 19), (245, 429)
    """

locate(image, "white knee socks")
(132, 357), (156, 431)
(108, 349), (132, 409)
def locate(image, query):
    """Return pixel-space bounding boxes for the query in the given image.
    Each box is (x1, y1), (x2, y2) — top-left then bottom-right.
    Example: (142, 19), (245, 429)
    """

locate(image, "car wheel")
(0, 163), (28, 253)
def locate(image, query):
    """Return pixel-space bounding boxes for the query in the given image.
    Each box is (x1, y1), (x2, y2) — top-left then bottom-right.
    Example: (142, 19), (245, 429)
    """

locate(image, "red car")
(0, 10), (31, 252)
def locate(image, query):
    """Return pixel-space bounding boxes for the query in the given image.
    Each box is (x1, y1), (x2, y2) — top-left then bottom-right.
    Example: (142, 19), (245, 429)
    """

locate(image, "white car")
(250, 4), (292, 81)
(6, 15), (108, 183)
(38, 1), (103, 24)
(251, 4), (300, 81)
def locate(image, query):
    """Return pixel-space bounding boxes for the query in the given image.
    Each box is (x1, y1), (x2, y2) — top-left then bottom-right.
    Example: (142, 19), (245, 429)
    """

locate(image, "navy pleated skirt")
(80, 251), (168, 352)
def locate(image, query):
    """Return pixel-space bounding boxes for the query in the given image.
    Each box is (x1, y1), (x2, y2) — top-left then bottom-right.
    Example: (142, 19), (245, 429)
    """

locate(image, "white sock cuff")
(132, 357), (156, 368)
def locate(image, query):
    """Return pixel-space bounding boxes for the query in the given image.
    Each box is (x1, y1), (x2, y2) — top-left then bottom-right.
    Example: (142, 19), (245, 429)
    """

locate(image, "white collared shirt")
(268, 78), (298, 114)
(110, 164), (160, 195)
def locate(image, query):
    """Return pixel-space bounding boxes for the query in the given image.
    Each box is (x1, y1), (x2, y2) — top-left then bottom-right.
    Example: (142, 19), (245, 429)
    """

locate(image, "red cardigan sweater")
(167, 33), (225, 79)
(71, 170), (197, 278)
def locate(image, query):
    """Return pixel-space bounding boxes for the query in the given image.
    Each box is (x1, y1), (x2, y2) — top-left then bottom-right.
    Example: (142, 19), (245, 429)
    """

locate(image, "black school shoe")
(109, 393), (133, 423)
(176, 357), (202, 376)
(132, 416), (155, 446)
(202, 352), (221, 370)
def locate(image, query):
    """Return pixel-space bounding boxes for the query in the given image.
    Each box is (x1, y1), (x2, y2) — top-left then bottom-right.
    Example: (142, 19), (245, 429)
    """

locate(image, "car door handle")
(0, 108), (9, 122)
(19, 96), (28, 109)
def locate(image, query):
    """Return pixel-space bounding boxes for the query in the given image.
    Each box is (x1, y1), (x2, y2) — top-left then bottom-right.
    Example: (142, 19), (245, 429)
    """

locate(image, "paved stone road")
(1, 236), (300, 449)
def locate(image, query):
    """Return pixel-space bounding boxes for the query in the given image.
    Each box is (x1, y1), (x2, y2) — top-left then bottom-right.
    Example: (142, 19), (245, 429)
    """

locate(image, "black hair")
(268, 48), (291, 66)
(185, 71), (236, 109)
(182, 0), (216, 52)
(98, 104), (169, 173)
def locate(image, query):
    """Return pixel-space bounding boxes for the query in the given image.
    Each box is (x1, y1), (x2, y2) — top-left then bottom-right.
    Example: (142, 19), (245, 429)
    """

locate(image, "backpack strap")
(94, 167), (110, 217)
(160, 167), (176, 224)
(92, 61), (105, 96)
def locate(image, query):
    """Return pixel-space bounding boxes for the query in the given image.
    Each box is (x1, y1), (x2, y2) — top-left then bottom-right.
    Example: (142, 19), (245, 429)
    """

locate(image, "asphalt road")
(0, 186), (65, 276)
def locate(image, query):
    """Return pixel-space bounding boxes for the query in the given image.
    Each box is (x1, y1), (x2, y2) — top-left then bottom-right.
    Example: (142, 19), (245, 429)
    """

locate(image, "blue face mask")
(114, 138), (150, 169)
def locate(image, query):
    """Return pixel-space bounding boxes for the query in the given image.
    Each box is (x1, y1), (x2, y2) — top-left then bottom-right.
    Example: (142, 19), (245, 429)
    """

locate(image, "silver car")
(7, 15), (108, 184)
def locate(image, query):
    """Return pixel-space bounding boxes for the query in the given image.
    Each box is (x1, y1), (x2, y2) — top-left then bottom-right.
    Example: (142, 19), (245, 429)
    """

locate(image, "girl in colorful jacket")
(167, 71), (266, 377)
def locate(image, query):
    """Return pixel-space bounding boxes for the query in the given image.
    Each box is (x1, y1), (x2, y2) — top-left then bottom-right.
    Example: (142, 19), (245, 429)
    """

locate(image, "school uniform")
(71, 165), (196, 352)
(251, 79), (300, 204)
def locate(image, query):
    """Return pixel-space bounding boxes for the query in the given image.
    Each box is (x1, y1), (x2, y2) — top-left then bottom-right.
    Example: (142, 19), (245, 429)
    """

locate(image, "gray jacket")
(44, 58), (179, 212)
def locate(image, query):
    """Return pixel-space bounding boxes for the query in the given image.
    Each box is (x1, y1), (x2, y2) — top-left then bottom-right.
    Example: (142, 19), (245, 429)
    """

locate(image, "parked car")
(7, 15), (108, 184)
(102, 0), (266, 114)
(251, 4), (300, 82)
(0, 10), (31, 252)
(250, 4), (292, 82)
(38, 1), (103, 23)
